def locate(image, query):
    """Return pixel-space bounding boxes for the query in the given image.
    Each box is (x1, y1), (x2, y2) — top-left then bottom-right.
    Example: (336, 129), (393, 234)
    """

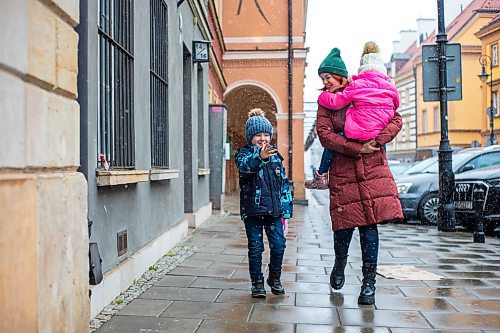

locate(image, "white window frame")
(493, 91), (499, 116)
(422, 110), (427, 134)
(492, 44), (498, 67)
(406, 117), (410, 141)
(434, 106), (440, 131)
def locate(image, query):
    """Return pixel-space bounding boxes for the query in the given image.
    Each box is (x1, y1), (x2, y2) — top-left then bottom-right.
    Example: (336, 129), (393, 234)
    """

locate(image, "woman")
(315, 49), (403, 306)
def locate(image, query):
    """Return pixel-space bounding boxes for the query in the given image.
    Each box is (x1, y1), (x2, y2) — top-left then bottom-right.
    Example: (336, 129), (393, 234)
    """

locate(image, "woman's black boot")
(251, 275), (266, 298)
(330, 255), (348, 290)
(267, 270), (285, 295)
(358, 263), (377, 305)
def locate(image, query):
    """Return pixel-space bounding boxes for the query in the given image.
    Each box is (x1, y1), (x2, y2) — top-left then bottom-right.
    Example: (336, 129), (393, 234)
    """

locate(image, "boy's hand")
(260, 143), (278, 160)
(360, 140), (379, 154)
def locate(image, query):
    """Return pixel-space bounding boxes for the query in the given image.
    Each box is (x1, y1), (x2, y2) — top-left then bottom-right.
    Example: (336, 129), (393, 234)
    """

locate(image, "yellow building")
(475, 13), (500, 145)
(414, 0), (499, 152)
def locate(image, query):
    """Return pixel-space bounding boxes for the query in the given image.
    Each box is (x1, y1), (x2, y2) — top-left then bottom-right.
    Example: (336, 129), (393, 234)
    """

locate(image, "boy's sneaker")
(251, 276), (266, 298)
(305, 171), (328, 190)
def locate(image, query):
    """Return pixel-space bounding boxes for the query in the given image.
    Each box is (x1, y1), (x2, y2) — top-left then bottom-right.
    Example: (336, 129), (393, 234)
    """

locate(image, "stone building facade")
(0, 1), (89, 332)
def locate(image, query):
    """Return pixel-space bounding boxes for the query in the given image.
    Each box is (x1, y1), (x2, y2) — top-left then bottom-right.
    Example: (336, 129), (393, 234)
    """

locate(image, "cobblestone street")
(96, 192), (500, 332)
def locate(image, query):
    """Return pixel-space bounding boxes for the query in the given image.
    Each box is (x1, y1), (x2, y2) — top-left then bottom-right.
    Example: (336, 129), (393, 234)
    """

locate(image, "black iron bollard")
(473, 202), (485, 243)
(473, 219), (485, 243)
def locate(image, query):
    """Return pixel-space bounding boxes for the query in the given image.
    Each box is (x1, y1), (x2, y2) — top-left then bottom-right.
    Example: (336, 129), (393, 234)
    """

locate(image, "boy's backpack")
(279, 163), (293, 219)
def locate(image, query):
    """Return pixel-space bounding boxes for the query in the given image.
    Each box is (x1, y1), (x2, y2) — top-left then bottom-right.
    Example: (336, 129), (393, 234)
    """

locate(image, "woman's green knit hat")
(318, 48), (348, 77)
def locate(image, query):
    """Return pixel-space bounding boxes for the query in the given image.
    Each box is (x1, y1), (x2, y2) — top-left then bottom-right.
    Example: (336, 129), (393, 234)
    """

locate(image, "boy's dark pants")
(244, 216), (286, 278)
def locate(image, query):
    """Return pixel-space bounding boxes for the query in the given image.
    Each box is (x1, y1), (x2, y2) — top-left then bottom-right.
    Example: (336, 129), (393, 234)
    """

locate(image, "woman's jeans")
(244, 216), (286, 278)
(318, 149), (334, 174)
(333, 224), (379, 264)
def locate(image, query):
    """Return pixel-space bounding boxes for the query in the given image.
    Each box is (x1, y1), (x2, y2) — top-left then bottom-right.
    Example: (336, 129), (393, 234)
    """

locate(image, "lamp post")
(436, 0), (456, 232)
(478, 54), (497, 146)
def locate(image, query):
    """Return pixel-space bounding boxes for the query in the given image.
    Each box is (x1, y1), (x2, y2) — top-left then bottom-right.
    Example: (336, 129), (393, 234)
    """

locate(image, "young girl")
(305, 42), (399, 190)
(235, 108), (293, 298)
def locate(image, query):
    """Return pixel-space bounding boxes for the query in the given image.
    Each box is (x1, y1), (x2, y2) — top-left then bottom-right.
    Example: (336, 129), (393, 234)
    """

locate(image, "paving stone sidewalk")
(96, 192), (500, 332)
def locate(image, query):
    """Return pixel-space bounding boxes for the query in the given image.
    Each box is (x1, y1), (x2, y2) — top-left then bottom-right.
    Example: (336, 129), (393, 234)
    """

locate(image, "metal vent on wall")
(117, 230), (128, 256)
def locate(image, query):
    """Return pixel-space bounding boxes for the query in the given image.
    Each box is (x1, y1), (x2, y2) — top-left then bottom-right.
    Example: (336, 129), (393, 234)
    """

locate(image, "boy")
(235, 108), (293, 298)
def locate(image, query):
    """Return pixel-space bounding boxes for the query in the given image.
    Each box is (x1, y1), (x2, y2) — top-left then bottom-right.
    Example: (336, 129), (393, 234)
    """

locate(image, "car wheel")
(418, 193), (439, 225)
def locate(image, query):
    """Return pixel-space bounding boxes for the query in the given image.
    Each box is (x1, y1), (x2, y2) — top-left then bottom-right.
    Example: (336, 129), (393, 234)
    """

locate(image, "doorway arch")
(224, 83), (280, 193)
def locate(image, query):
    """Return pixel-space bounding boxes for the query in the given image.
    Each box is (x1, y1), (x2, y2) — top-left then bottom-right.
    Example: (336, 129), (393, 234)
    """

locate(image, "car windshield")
(403, 157), (438, 175)
(406, 154), (476, 174)
(389, 163), (415, 176)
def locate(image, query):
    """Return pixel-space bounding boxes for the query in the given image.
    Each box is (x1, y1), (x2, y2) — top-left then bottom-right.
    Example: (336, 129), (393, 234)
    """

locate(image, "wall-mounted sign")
(192, 40), (210, 63)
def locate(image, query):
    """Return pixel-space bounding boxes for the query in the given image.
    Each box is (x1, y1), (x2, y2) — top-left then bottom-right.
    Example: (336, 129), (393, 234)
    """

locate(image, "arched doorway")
(224, 83), (280, 193)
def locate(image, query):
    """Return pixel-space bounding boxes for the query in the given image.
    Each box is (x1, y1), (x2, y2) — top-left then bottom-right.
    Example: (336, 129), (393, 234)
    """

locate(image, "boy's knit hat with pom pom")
(358, 41), (387, 75)
(245, 108), (273, 143)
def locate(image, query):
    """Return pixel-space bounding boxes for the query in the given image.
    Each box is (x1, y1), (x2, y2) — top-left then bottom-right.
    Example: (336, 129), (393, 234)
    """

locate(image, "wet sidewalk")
(96, 192), (500, 332)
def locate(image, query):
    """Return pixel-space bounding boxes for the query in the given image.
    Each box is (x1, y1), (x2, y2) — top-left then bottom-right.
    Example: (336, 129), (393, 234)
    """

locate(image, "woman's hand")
(360, 140), (379, 154)
(260, 143), (278, 160)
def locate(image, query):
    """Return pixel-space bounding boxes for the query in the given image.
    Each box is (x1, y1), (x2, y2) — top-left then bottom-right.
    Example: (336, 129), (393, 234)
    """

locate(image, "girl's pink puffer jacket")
(318, 70), (400, 142)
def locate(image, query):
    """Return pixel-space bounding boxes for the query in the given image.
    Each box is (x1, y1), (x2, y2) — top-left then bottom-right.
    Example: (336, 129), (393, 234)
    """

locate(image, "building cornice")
(475, 20), (500, 39)
(223, 49), (308, 61)
(276, 113), (305, 120)
(224, 36), (305, 44)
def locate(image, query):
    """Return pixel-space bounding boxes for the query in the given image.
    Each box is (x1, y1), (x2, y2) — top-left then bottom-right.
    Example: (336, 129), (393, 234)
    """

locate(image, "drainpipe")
(287, 0), (293, 180)
(413, 65), (418, 161)
(77, 0), (89, 179)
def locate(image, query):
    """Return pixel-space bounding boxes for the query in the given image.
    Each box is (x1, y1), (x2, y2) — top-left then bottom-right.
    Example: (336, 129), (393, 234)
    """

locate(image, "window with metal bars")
(150, 0), (169, 167)
(197, 66), (205, 168)
(98, 0), (135, 169)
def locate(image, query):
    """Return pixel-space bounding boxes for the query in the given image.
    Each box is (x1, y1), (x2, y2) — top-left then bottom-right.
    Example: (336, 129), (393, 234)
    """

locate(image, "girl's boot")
(358, 263), (377, 305)
(330, 255), (348, 290)
(251, 275), (266, 298)
(267, 270), (285, 295)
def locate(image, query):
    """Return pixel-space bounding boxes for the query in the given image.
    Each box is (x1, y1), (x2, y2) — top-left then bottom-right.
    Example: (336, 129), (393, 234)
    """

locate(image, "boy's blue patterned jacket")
(235, 144), (293, 220)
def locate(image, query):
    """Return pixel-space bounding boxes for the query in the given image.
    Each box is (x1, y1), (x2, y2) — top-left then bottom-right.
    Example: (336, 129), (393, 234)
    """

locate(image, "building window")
(150, 0), (169, 167)
(197, 66), (205, 168)
(405, 87), (410, 105)
(401, 119), (406, 142)
(493, 91), (499, 116)
(405, 117), (410, 142)
(98, 0), (135, 168)
(422, 110), (427, 134)
(492, 44), (498, 67)
(434, 106), (440, 131)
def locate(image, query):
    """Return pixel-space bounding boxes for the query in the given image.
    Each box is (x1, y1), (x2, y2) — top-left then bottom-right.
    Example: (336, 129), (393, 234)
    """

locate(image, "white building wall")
(389, 74), (417, 160)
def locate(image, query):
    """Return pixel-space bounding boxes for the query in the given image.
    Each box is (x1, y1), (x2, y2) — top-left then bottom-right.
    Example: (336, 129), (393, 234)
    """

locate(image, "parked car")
(395, 146), (500, 225)
(388, 160), (417, 176)
(454, 165), (500, 236)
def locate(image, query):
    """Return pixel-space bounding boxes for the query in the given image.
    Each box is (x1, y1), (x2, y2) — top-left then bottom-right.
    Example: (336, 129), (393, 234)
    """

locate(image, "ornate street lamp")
(478, 54), (497, 146)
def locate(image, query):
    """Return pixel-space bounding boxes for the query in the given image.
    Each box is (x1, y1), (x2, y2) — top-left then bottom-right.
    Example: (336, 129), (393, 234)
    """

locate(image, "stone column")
(0, 1), (89, 332)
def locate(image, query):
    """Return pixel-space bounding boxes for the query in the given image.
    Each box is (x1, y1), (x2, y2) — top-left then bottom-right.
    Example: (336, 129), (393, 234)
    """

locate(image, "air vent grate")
(117, 229), (128, 256)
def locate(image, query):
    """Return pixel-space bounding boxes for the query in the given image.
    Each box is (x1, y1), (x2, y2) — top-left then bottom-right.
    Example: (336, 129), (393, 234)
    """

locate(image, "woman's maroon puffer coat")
(316, 105), (404, 231)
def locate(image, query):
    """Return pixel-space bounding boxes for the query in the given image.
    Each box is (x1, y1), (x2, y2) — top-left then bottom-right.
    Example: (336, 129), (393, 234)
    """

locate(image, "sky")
(303, 0), (472, 102)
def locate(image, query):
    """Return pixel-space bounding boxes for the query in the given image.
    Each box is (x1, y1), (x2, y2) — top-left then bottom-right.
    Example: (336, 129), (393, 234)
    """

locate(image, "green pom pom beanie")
(318, 48), (348, 78)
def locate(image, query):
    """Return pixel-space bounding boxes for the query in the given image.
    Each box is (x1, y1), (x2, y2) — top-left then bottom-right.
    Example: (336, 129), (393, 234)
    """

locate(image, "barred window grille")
(98, 0), (135, 168)
(197, 66), (205, 168)
(150, 0), (169, 167)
